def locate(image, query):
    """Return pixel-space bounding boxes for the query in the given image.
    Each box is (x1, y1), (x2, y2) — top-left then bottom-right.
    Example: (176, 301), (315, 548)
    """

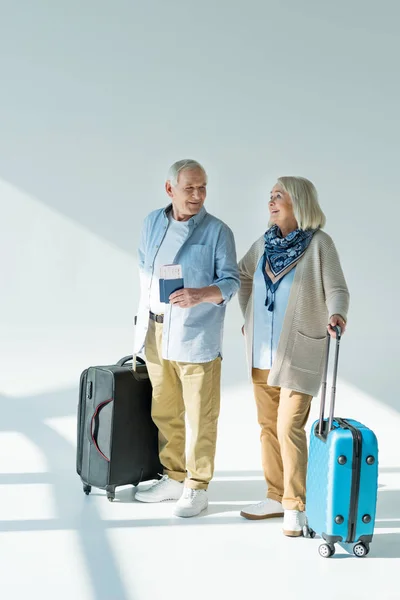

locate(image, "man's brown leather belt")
(149, 311), (164, 323)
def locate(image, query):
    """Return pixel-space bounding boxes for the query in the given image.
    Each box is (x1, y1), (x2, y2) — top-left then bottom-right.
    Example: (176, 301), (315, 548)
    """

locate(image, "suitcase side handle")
(318, 326), (341, 437)
(88, 399), (113, 462)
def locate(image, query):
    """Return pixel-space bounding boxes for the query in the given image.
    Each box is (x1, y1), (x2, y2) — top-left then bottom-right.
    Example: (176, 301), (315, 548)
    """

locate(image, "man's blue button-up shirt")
(134, 205), (240, 363)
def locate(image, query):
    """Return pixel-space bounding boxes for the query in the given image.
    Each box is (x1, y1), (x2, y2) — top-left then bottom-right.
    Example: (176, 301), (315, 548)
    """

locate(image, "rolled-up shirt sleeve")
(212, 225), (240, 306)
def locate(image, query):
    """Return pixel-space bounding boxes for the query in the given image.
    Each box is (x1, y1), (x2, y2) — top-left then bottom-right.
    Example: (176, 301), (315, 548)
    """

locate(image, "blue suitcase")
(305, 327), (378, 558)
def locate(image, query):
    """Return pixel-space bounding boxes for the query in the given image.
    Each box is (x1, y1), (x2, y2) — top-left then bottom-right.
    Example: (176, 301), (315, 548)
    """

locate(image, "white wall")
(0, 0), (399, 411)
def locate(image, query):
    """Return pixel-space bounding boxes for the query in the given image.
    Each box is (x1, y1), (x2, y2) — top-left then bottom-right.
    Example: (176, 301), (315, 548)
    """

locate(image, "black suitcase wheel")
(106, 486), (116, 502)
(319, 543), (335, 558)
(353, 543), (369, 557)
(303, 525), (316, 539)
(83, 484), (91, 495)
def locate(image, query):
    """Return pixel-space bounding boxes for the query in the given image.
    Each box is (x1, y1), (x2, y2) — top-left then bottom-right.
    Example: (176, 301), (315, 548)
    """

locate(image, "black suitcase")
(76, 355), (162, 501)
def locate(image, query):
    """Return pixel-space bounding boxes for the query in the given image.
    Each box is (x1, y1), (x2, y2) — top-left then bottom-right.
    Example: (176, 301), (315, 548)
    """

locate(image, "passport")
(159, 264), (184, 304)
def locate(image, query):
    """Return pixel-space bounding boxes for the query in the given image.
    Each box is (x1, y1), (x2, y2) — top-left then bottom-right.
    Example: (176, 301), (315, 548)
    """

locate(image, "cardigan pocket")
(291, 331), (326, 374)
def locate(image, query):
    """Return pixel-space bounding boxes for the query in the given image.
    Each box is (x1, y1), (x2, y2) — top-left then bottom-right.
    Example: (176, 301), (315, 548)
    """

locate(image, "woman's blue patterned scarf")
(262, 225), (316, 311)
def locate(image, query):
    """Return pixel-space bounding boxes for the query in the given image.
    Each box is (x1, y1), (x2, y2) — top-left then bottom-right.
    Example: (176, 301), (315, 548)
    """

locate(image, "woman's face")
(269, 183), (296, 227)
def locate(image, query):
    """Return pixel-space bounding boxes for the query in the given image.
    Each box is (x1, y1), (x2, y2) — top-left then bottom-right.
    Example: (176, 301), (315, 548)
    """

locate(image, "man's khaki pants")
(145, 319), (221, 490)
(252, 368), (312, 511)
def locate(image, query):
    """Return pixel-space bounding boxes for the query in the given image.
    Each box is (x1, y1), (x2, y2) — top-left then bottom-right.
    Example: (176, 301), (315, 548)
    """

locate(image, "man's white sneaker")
(283, 509), (307, 537)
(135, 475), (184, 503)
(173, 488), (208, 518)
(240, 499), (284, 520)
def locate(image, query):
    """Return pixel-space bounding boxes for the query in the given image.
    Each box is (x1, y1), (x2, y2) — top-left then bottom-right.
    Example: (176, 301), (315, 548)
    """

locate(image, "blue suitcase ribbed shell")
(306, 417), (378, 545)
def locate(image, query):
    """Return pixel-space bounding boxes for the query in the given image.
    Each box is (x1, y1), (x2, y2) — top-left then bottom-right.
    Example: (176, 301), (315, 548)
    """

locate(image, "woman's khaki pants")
(252, 368), (312, 511)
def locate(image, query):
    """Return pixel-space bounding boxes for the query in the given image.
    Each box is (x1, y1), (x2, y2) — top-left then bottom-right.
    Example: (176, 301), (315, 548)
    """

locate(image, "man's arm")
(169, 224), (240, 308)
(211, 224), (240, 305)
(137, 215), (148, 273)
(169, 285), (223, 308)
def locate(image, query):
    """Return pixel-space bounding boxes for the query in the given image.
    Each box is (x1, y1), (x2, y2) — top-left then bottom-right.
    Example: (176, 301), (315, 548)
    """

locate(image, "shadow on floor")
(2, 386), (400, 571)
(0, 389), (134, 600)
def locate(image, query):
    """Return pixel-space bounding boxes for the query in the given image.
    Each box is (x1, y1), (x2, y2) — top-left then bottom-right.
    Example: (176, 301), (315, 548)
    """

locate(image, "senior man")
(134, 159), (240, 517)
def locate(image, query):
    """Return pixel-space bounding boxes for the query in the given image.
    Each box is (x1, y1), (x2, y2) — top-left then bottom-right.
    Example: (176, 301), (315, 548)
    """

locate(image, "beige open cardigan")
(238, 229), (350, 397)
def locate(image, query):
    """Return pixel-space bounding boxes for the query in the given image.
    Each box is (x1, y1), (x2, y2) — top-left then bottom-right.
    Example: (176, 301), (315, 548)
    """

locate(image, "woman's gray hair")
(167, 159), (207, 187)
(277, 176), (326, 230)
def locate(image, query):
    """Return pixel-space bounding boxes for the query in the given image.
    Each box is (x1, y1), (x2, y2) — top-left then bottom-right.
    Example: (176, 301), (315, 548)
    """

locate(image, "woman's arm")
(238, 237), (263, 317)
(321, 241), (350, 333)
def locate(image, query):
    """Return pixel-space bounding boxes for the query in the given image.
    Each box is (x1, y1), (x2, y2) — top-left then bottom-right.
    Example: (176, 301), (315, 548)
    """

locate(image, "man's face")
(166, 168), (207, 221)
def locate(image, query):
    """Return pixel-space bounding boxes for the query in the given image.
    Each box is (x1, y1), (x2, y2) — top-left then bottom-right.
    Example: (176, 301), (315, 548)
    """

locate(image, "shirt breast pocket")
(185, 244), (214, 287)
(186, 244), (213, 271)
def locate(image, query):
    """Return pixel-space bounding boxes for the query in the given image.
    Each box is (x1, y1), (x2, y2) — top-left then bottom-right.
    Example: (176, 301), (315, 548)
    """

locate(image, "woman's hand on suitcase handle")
(328, 314), (346, 338)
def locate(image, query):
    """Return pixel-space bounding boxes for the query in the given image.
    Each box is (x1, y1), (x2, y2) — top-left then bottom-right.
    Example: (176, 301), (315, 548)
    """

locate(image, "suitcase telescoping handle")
(318, 325), (341, 436)
(119, 355), (149, 381)
(117, 355), (145, 367)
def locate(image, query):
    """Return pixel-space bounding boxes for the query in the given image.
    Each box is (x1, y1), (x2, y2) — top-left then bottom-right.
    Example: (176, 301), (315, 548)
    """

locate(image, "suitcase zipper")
(336, 418), (362, 543)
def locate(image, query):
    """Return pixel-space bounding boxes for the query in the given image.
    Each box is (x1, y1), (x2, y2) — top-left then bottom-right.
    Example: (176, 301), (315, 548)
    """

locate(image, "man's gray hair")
(167, 159), (207, 187)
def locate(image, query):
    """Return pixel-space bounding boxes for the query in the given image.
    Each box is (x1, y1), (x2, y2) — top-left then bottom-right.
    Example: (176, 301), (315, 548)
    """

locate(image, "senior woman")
(238, 176), (349, 537)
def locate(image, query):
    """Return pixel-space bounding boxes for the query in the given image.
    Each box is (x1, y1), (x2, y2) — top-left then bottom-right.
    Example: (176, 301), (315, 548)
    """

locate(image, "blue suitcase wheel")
(319, 543), (335, 558)
(83, 484), (91, 495)
(353, 543), (369, 557)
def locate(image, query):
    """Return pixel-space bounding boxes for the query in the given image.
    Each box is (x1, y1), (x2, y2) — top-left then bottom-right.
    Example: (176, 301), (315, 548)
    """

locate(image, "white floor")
(1, 364), (399, 600)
